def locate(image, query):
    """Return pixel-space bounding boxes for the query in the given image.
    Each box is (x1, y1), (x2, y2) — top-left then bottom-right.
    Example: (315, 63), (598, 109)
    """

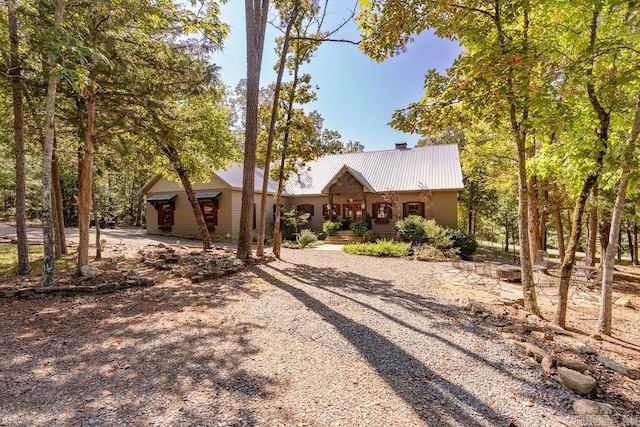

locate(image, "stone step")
(324, 234), (362, 245)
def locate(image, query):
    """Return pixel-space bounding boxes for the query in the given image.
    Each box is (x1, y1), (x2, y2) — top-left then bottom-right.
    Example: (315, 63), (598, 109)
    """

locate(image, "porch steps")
(324, 230), (362, 245)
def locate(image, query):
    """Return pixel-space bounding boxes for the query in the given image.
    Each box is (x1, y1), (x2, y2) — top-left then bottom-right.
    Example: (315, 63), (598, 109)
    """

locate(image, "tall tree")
(6, 0), (29, 275)
(358, 0), (546, 315)
(41, 0), (66, 286)
(596, 93), (640, 335)
(238, 0), (270, 260)
(256, 0), (300, 258)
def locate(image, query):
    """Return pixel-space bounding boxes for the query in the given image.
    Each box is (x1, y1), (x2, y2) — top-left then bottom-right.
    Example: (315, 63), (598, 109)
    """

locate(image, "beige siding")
(145, 175), (458, 239)
(145, 174), (243, 241)
(285, 196), (329, 232)
(431, 190), (458, 228)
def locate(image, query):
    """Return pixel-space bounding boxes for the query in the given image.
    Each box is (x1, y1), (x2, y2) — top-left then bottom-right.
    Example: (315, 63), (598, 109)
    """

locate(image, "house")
(140, 143), (464, 240)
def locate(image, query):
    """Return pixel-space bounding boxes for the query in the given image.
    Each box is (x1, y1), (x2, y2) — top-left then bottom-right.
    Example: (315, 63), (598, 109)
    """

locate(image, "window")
(273, 203), (284, 222)
(372, 202), (392, 223)
(157, 202), (174, 230)
(199, 199), (218, 230)
(403, 201), (425, 218)
(322, 203), (340, 219)
(297, 204), (314, 216)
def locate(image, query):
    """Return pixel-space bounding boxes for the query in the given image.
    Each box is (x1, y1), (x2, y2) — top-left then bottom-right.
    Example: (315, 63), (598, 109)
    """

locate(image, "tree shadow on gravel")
(0, 271), (278, 426)
(252, 263), (546, 427)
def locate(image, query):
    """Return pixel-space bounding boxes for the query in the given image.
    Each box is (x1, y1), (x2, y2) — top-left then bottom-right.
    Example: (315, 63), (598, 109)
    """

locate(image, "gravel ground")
(0, 227), (593, 427)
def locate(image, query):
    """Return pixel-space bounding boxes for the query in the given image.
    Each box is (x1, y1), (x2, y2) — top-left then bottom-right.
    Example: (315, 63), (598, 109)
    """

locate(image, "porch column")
(329, 192), (334, 221)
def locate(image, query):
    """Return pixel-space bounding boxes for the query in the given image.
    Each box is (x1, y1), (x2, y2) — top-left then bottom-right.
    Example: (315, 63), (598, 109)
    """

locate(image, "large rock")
(80, 265), (102, 278)
(595, 355), (629, 376)
(541, 355), (557, 373)
(557, 367), (597, 395)
(525, 343), (548, 363)
(572, 398), (614, 415)
(558, 359), (591, 374)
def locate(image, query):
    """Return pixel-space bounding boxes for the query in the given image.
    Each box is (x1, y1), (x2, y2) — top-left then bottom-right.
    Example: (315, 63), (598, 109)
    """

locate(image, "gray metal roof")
(285, 144), (464, 195)
(216, 164), (280, 194)
(195, 191), (222, 199)
(146, 193), (177, 201)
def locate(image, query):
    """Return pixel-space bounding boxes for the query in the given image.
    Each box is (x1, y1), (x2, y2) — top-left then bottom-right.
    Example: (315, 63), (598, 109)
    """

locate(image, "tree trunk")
(256, 0), (299, 257)
(514, 130), (540, 316)
(52, 134), (67, 257)
(238, 0), (270, 260)
(553, 205), (565, 262)
(596, 175), (629, 335)
(7, 0), (30, 275)
(159, 143), (213, 249)
(554, 174), (600, 327)
(77, 86), (95, 271)
(177, 167), (213, 249)
(93, 181), (102, 261)
(555, 6), (609, 327)
(527, 176), (542, 260)
(586, 184), (598, 265)
(41, 0), (66, 287)
(633, 222), (638, 266)
(596, 90), (640, 334)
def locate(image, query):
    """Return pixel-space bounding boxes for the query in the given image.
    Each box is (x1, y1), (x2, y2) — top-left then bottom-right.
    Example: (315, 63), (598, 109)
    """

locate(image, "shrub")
(446, 228), (478, 259)
(323, 220), (342, 236)
(350, 221), (368, 236)
(413, 244), (447, 261)
(394, 215), (427, 243)
(297, 229), (318, 248)
(395, 216), (452, 249)
(343, 239), (410, 257)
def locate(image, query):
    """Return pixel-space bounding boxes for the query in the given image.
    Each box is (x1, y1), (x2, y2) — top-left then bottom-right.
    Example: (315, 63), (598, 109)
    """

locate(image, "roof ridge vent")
(395, 142), (408, 150)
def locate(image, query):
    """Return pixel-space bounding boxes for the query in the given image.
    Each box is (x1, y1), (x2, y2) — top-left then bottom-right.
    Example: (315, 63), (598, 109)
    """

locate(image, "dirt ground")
(0, 226), (639, 425)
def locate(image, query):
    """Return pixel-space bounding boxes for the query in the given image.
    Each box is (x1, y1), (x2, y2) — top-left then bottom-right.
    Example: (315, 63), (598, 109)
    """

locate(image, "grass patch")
(343, 239), (410, 257)
(0, 244), (76, 277)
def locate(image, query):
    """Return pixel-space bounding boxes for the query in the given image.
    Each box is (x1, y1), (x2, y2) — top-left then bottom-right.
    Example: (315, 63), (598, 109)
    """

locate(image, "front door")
(343, 202), (364, 229)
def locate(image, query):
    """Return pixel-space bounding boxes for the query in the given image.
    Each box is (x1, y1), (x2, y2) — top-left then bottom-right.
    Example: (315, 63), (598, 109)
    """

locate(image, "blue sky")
(209, 3), (462, 152)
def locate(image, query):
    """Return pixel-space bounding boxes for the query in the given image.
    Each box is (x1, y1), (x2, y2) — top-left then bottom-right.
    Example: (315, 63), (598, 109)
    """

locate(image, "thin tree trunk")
(238, 0), (270, 260)
(7, 0), (30, 275)
(41, 0), (66, 287)
(527, 175), (542, 260)
(178, 169), (213, 249)
(159, 143), (213, 249)
(597, 174), (629, 335)
(586, 184), (598, 265)
(514, 129), (540, 316)
(553, 205), (565, 262)
(93, 181), (101, 260)
(272, 44), (303, 259)
(633, 222), (638, 266)
(554, 175), (600, 327)
(256, 0), (299, 257)
(52, 134), (67, 257)
(77, 86), (95, 271)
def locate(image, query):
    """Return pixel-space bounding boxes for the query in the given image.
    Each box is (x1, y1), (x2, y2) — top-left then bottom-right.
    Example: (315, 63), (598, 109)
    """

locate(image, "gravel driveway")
(0, 227), (587, 426)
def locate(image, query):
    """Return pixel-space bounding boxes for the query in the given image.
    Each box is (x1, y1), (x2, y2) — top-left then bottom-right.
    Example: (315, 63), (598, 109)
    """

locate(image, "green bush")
(446, 228), (478, 259)
(343, 239), (410, 257)
(394, 215), (427, 243)
(394, 216), (452, 249)
(413, 244), (447, 261)
(349, 221), (368, 236)
(323, 220), (342, 236)
(297, 229), (318, 248)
